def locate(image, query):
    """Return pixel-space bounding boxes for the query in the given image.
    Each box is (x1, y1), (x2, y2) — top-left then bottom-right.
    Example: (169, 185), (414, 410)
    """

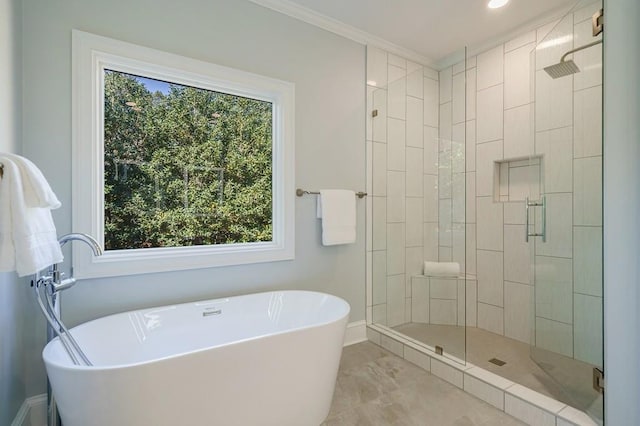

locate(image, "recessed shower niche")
(493, 155), (543, 203)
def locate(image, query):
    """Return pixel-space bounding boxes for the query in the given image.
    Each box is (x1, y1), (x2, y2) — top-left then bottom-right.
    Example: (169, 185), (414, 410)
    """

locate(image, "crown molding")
(248, 0), (435, 67)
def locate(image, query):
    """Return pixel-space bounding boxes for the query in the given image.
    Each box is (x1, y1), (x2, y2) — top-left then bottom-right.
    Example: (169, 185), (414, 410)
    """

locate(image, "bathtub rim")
(43, 289), (350, 371)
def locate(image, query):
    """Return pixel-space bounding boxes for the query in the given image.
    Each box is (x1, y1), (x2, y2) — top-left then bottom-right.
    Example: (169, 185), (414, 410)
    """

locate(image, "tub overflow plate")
(202, 308), (222, 317)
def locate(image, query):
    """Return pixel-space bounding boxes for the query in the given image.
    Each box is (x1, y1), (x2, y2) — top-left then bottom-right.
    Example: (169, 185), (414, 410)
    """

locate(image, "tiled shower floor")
(323, 341), (525, 425)
(393, 323), (603, 420)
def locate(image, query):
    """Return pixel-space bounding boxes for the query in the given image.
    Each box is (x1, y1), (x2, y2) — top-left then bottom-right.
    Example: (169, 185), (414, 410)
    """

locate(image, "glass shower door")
(528, 0), (604, 422)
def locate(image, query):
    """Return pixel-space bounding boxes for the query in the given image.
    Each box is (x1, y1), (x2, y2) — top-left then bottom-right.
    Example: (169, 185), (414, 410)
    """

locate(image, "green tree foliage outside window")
(103, 70), (273, 250)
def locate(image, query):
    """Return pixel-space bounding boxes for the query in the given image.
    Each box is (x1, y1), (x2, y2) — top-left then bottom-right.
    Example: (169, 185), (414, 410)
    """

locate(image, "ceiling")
(271, 0), (577, 63)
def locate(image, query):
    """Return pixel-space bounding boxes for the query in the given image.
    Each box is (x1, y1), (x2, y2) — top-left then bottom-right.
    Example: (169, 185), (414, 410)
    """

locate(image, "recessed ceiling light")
(488, 0), (509, 9)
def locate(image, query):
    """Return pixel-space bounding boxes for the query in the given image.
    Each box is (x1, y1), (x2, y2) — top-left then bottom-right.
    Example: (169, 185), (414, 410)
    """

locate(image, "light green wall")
(0, 0), (27, 423)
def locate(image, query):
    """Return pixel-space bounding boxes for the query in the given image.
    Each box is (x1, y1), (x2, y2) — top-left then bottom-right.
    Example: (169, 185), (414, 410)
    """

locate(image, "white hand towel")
(318, 189), (356, 246)
(2, 152), (61, 208)
(423, 261), (460, 277)
(0, 155), (63, 276)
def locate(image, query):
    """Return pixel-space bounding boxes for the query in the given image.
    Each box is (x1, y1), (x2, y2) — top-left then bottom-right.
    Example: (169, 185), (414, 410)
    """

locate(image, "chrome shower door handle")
(525, 197), (530, 242)
(541, 195), (546, 243)
(525, 196), (546, 242)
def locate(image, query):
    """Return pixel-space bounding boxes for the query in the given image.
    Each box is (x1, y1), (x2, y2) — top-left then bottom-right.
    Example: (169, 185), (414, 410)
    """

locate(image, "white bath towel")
(317, 189), (356, 246)
(0, 154), (63, 276)
(423, 261), (460, 277)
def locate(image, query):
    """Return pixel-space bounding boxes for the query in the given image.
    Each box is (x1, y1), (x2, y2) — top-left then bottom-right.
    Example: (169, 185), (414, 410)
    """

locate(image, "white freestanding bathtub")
(43, 290), (350, 426)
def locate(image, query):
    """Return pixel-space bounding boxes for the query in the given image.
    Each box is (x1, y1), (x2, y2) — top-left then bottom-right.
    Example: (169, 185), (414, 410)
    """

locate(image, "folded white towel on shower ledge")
(0, 153), (63, 277)
(423, 261), (460, 277)
(317, 189), (356, 246)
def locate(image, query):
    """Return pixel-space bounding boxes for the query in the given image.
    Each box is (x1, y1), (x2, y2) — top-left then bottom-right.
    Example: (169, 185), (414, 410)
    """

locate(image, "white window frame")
(72, 30), (295, 279)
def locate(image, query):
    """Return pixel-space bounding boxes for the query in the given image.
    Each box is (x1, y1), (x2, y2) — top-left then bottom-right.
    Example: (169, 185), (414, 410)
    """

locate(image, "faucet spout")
(58, 233), (104, 256)
(51, 233), (103, 293)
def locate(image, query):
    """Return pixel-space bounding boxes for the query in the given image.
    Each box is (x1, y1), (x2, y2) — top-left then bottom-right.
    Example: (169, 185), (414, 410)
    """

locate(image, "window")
(72, 31), (295, 278)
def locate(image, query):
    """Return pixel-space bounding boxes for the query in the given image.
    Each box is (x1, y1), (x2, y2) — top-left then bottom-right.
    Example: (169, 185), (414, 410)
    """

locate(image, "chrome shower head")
(544, 59), (581, 79)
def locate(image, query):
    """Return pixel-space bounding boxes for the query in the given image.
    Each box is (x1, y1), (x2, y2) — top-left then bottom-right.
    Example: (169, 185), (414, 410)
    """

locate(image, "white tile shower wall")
(387, 274), (406, 326)
(464, 6), (603, 371)
(367, 47), (387, 88)
(372, 90), (387, 143)
(536, 126), (574, 194)
(573, 18), (602, 92)
(477, 250), (504, 307)
(504, 42), (535, 109)
(476, 85), (504, 143)
(536, 317), (573, 358)
(535, 193), (573, 258)
(535, 70), (573, 131)
(366, 46), (440, 328)
(503, 224), (529, 284)
(406, 65), (424, 99)
(411, 276), (429, 323)
(504, 281), (532, 344)
(477, 45), (504, 90)
(535, 255), (573, 324)
(478, 302), (504, 335)
(574, 293), (603, 365)
(574, 85), (602, 158)
(368, 5), (603, 370)
(573, 226), (602, 297)
(406, 97), (423, 148)
(452, 224), (466, 273)
(372, 250), (387, 305)
(504, 104), (533, 159)
(388, 66), (406, 119)
(387, 118), (406, 171)
(476, 197), (504, 251)
(476, 140), (502, 197)
(570, 1), (603, 367)
(438, 63), (468, 265)
(405, 246), (423, 293)
(410, 276), (476, 327)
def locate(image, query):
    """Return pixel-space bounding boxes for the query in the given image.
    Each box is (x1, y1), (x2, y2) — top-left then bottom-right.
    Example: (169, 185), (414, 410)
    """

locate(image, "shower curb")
(366, 325), (599, 426)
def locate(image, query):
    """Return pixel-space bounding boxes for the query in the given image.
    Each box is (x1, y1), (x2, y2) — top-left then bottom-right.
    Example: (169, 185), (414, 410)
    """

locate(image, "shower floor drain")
(488, 358), (506, 366)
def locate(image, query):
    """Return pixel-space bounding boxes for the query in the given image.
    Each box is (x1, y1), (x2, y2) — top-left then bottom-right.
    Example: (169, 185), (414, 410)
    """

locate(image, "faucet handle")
(36, 275), (53, 288)
(53, 277), (77, 293)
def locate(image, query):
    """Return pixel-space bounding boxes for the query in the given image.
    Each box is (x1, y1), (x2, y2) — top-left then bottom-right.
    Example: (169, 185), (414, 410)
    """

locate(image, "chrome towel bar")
(296, 188), (367, 199)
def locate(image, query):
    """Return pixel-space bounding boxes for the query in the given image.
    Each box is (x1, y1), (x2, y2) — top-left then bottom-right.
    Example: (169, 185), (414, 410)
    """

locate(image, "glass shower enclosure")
(367, 47), (468, 364)
(366, 0), (604, 423)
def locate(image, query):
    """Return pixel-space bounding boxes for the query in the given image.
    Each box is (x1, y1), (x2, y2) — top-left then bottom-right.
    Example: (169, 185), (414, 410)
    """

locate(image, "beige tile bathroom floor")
(322, 342), (525, 425)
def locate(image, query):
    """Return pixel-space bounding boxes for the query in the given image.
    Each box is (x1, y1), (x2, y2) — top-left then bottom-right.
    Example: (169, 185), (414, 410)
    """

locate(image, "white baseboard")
(9, 400), (29, 426)
(343, 320), (367, 346)
(11, 394), (47, 426)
